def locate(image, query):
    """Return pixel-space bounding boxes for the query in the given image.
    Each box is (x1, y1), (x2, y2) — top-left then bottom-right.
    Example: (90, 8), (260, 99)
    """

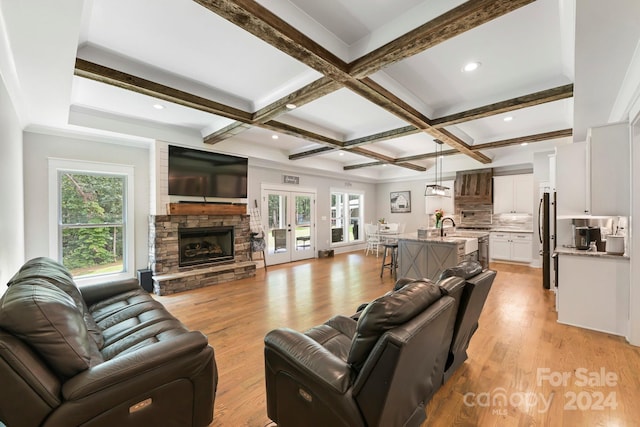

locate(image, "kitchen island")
(397, 230), (488, 281)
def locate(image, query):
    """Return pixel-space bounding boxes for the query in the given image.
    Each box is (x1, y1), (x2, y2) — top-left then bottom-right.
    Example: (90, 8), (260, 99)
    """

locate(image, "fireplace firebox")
(179, 226), (234, 267)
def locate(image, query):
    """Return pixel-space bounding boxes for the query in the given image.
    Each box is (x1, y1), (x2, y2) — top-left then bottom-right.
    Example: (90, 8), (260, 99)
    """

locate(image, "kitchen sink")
(443, 233), (479, 254)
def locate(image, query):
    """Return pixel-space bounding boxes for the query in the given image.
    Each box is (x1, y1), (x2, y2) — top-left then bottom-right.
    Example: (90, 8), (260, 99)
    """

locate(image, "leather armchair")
(438, 261), (497, 382)
(264, 277), (465, 427)
(0, 257), (216, 427)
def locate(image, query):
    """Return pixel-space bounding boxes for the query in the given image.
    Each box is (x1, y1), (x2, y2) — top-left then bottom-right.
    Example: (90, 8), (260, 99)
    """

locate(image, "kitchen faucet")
(440, 217), (456, 237)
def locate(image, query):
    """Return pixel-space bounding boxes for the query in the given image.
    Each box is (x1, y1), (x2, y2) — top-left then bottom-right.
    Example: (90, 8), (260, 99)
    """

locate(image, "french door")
(262, 186), (316, 265)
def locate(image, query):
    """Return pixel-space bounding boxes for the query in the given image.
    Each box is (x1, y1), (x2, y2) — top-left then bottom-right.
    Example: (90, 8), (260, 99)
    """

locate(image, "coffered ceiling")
(4, 0), (581, 181)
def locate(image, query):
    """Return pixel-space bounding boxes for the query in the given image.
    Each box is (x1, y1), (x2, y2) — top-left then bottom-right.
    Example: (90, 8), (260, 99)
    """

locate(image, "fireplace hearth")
(179, 226), (234, 267)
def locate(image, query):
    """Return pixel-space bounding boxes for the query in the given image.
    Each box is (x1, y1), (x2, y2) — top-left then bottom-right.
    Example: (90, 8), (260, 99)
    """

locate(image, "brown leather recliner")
(437, 261), (497, 382)
(0, 257), (216, 427)
(264, 276), (465, 427)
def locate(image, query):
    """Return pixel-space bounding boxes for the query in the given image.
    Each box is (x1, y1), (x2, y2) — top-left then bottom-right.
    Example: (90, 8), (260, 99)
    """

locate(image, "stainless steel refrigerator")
(538, 190), (556, 290)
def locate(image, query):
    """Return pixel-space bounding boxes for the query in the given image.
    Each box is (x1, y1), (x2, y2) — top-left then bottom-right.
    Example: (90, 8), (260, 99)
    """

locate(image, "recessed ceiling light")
(382, 164), (387, 167)
(462, 61), (481, 72)
(521, 142), (529, 146)
(338, 152), (345, 156)
(272, 135), (279, 140)
(153, 104), (165, 110)
(503, 116), (513, 122)
(285, 103), (297, 110)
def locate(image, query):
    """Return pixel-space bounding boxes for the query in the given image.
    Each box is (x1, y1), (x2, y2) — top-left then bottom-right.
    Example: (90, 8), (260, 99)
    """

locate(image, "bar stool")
(380, 242), (398, 278)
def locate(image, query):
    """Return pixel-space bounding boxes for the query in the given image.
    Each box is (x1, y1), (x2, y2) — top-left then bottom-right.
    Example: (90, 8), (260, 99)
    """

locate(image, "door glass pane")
(349, 194), (361, 242)
(331, 193), (344, 243)
(294, 195), (311, 251)
(268, 194), (288, 253)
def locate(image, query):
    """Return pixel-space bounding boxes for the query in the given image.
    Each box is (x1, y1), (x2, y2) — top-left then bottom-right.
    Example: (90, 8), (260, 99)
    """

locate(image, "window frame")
(330, 189), (364, 247)
(48, 158), (135, 285)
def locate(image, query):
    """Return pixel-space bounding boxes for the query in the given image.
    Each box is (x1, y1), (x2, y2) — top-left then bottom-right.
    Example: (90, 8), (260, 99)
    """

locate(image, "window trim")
(48, 158), (135, 285)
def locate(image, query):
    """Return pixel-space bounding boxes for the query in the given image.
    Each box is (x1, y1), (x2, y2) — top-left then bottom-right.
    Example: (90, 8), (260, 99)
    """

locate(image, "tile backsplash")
(492, 213), (533, 230)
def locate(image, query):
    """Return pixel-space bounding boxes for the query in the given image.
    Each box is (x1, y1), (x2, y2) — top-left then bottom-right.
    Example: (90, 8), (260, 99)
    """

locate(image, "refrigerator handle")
(538, 197), (543, 244)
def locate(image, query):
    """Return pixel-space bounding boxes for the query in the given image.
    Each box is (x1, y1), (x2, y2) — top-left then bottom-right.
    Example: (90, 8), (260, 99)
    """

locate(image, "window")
(330, 191), (363, 245)
(49, 159), (134, 284)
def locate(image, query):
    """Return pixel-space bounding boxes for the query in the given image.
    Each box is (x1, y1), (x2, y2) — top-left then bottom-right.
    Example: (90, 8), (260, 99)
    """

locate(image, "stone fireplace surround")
(149, 211), (256, 295)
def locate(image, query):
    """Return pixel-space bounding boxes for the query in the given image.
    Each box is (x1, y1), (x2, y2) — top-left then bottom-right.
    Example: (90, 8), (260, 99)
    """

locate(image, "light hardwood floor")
(157, 252), (640, 426)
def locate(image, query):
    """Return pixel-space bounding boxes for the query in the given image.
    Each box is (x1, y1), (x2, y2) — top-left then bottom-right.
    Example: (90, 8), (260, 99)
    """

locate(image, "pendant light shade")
(425, 139), (451, 197)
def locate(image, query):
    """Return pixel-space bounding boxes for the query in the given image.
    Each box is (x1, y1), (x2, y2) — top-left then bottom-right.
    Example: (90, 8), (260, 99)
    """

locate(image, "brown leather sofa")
(0, 257), (217, 427)
(264, 276), (465, 427)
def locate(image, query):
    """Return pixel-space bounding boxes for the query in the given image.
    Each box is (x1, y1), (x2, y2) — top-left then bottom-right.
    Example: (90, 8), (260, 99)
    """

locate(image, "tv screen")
(168, 145), (248, 198)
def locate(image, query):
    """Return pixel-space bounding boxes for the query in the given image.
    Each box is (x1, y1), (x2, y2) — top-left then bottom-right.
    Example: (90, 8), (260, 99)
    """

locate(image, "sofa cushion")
(438, 260), (483, 281)
(348, 280), (443, 371)
(0, 279), (103, 379)
(7, 257), (104, 349)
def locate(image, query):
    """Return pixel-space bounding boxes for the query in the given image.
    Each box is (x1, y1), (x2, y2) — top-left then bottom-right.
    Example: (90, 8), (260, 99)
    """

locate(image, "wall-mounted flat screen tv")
(168, 145), (248, 199)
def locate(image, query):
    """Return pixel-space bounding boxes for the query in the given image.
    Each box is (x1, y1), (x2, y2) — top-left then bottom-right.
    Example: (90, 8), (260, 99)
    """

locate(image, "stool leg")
(380, 246), (388, 277)
(392, 247), (397, 279)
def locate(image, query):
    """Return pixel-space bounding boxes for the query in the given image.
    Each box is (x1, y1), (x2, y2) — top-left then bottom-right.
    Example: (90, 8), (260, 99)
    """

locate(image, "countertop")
(489, 228), (533, 233)
(398, 232), (487, 245)
(554, 246), (629, 260)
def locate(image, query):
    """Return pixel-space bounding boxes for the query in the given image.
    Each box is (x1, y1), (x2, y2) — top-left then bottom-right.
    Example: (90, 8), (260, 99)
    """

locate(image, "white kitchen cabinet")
(555, 122), (630, 217)
(589, 122), (630, 216)
(555, 142), (589, 216)
(490, 231), (532, 263)
(493, 174), (533, 214)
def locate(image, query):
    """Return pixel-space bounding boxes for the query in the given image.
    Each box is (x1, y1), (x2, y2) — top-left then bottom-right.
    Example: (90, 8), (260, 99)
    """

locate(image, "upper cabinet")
(493, 174), (533, 214)
(454, 169), (493, 209)
(556, 142), (589, 216)
(589, 123), (630, 216)
(555, 122), (630, 217)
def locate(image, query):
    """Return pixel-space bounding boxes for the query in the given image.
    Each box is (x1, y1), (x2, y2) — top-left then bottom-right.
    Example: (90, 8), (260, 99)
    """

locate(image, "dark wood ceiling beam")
(348, 147), (427, 172)
(253, 77), (342, 123)
(75, 58), (253, 123)
(204, 121), (252, 144)
(288, 125), (420, 161)
(343, 161), (383, 170)
(260, 120), (344, 147)
(349, 0), (535, 78)
(351, 78), (491, 164)
(431, 84), (574, 128)
(344, 128), (573, 170)
(194, 0), (350, 82)
(289, 146), (336, 160)
(396, 149), (460, 163)
(205, 77), (342, 144)
(469, 128), (573, 150)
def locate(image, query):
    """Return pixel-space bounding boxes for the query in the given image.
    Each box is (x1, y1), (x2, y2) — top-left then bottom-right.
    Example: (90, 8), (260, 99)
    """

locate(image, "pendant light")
(425, 139), (451, 197)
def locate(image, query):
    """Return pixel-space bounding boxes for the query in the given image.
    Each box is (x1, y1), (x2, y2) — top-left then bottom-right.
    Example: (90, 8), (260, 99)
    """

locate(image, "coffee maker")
(574, 226), (602, 250)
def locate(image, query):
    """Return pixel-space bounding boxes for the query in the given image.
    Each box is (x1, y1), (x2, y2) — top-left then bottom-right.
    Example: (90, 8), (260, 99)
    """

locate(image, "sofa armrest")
(265, 328), (351, 394)
(62, 331), (209, 400)
(79, 278), (141, 306)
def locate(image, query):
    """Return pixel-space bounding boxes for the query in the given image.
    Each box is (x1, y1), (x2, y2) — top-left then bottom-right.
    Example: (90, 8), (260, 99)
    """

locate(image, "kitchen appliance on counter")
(574, 226), (602, 250)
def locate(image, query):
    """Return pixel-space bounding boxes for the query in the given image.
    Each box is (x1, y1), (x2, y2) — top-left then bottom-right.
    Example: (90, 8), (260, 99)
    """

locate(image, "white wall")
(0, 76), (24, 292)
(248, 163), (377, 253)
(375, 178), (435, 233)
(22, 132), (151, 275)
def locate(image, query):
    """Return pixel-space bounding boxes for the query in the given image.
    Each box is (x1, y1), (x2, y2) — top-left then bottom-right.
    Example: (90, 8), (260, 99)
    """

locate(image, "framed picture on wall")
(390, 191), (411, 213)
